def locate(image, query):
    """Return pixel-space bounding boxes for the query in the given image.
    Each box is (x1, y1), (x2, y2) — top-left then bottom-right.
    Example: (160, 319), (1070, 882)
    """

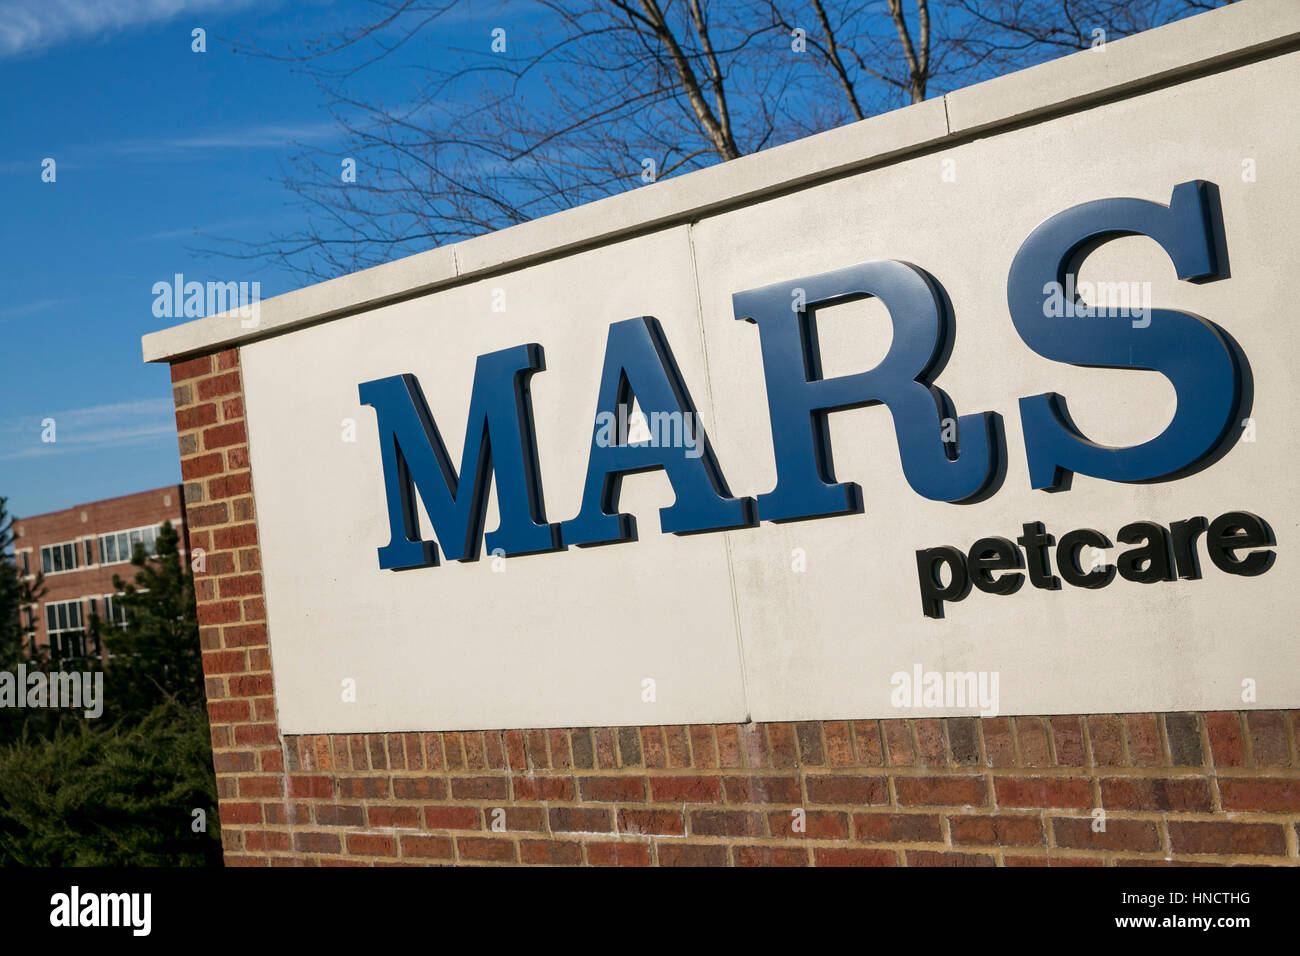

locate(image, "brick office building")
(13, 486), (188, 661)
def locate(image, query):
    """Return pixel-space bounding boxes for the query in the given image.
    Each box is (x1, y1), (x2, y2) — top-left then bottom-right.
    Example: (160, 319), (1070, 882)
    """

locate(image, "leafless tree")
(212, 0), (1232, 280)
(954, 0), (1235, 72)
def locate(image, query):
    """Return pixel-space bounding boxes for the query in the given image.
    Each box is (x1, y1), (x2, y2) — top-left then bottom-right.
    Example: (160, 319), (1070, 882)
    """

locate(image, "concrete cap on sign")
(945, 0), (1300, 134)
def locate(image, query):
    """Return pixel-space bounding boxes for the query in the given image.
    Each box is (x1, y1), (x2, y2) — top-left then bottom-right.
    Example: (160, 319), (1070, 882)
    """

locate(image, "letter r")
(733, 260), (1000, 521)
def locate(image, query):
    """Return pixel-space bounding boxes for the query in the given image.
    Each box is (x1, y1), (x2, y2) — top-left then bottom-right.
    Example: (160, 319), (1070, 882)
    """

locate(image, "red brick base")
(171, 349), (1300, 866)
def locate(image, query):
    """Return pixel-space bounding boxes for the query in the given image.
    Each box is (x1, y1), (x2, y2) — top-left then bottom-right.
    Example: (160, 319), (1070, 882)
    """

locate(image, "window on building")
(81, 599), (107, 657)
(19, 551), (28, 575)
(45, 599), (86, 661)
(102, 594), (130, 628)
(84, 539), (94, 565)
(39, 541), (78, 574)
(97, 524), (161, 566)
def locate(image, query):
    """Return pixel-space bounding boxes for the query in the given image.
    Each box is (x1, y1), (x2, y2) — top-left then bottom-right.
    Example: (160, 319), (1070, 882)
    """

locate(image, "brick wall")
(171, 350), (1300, 867)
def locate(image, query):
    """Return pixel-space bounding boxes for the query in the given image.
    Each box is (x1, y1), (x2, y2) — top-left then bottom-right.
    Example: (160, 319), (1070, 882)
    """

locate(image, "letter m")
(101, 894), (129, 927)
(358, 344), (559, 569)
(207, 280), (239, 316)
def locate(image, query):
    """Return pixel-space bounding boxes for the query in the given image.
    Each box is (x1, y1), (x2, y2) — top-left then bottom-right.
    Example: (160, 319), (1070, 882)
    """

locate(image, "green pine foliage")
(0, 497), (61, 743)
(0, 701), (221, 866)
(93, 521), (206, 723)
(0, 497), (43, 670)
(0, 499), (221, 866)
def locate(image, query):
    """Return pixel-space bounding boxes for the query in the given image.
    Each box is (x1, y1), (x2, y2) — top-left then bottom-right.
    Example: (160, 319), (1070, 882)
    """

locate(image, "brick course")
(173, 349), (1300, 867)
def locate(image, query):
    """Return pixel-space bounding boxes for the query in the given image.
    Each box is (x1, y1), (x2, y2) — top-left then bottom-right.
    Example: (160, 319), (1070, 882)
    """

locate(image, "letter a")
(562, 317), (752, 546)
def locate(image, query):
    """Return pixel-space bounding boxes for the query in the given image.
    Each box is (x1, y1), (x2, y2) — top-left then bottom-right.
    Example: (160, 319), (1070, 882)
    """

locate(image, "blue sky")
(0, 0), (1209, 523)
(0, 0), (502, 521)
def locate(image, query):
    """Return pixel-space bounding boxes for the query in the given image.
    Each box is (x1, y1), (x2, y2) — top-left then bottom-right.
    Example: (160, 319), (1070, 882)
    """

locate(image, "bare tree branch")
(206, 0), (1233, 281)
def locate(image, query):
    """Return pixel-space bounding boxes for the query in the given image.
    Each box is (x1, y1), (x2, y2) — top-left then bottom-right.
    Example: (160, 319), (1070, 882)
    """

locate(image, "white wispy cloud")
(140, 216), (268, 241)
(0, 398), (176, 460)
(0, 159), (84, 175)
(0, 0), (257, 59)
(0, 120), (337, 178)
(0, 296), (88, 322)
(108, 120), (339, 156)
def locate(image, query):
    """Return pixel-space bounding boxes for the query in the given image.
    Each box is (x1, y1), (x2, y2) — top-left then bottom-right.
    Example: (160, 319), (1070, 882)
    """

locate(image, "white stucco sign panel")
(237, 47), (1299, 735)
(243, 229), (749, 733)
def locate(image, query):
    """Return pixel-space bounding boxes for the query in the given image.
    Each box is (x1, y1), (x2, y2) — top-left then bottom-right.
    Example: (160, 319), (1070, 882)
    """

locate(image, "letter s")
(1007, 181), (1243, 491)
